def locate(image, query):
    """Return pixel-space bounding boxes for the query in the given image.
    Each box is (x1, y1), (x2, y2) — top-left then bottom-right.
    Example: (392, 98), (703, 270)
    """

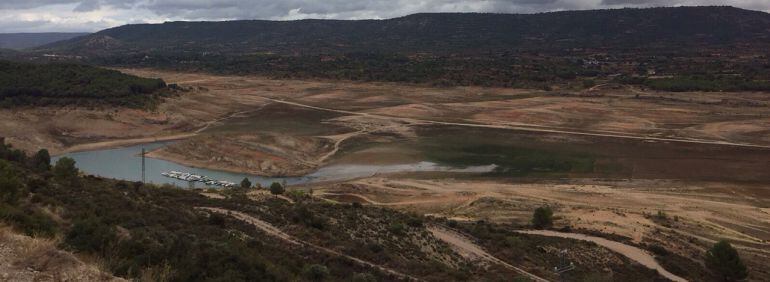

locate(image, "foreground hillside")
(0, 139), (681, 281)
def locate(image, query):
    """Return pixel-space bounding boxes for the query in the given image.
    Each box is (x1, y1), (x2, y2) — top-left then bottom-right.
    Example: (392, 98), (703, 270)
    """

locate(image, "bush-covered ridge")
(0, 139), (494, 281)
(25, 7), (770, 92)
(0, 60), (168, 108)
(43, 7), (770, 55)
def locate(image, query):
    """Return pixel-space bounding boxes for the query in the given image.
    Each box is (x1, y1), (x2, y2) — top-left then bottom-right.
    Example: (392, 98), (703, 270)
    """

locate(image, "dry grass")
(0, 226), (123, 282)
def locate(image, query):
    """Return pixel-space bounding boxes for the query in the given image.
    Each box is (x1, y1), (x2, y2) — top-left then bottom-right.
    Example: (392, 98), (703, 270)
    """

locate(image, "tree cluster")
(0, 60), (168, 108)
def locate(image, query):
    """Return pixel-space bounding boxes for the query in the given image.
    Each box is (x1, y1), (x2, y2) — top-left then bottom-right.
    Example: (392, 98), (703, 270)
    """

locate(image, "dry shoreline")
(144, 148), (317, 178)
(53, 133), (197, 156)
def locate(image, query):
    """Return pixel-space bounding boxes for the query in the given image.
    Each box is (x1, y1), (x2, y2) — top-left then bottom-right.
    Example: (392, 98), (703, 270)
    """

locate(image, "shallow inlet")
(52, 141), (496, 188)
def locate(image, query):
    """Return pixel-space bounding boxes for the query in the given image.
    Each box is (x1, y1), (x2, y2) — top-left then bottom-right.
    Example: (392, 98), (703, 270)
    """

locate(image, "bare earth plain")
(2, 69), (770, 280)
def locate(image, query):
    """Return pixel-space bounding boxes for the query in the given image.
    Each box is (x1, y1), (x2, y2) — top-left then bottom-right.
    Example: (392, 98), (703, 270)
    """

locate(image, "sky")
(1, 0), (769, 33)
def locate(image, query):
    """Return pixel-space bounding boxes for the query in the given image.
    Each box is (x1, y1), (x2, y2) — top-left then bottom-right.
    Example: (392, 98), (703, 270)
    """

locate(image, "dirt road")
(427, 225), (550, 282)
(517, 230), (687, 282)
(58, 133), (197, 155)
(198, 207), (419, 281)
(262, 97), (770, 149)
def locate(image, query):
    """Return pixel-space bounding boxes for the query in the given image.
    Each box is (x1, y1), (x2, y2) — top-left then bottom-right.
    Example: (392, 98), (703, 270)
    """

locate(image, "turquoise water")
(53, 141), (496, 188)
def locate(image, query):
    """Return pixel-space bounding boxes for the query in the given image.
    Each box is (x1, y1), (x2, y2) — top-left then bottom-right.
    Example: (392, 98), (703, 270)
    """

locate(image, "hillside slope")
(0, 33), (88, 50)
(0, 227), (122, 281)
(41, 6), (770, 55)
(0, 139), (674, 281)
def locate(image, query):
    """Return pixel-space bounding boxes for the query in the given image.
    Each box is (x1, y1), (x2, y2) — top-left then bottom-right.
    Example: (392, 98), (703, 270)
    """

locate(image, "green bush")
(240, 177), (251, 189)
(53, 157), (78, 180)
(406, 216), (423, 227)
(388, 222), (406, 235)
(208, 213), (226, 226)
(64, 217), (117, 254)
(649, 244), (669, 256)
(303, 264), (329, 281)
(705, 240), (748, 281)
(30, 149), (51, 172)
(0, 204), (57, 237)
(0, 160), (23, 204)
(532, 206), (554, 229)
(270, 182), (284, 196)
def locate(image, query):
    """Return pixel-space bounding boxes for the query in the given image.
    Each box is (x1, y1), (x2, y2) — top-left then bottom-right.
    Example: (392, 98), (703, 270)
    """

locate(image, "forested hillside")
(31, 6), (770, 90)
(0, 60), (168, 108)
(41, 6), (770, 55)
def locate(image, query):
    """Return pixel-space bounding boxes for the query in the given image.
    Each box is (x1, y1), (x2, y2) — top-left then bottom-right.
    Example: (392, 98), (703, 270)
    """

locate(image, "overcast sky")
(1, 0), (769, 33)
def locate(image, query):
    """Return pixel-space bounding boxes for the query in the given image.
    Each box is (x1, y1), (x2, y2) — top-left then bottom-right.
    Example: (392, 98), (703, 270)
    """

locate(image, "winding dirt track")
(59, 133), (197, 155)
(197, 207), (419, 281)
(517, 230), (687, 282)
(428, 225), (550, 282)
(261, 97), (770, 149)
(314, 130), (366, 164)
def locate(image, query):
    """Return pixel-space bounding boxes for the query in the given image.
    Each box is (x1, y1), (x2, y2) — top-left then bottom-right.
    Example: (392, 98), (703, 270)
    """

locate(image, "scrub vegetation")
(0, 60), (169, 108)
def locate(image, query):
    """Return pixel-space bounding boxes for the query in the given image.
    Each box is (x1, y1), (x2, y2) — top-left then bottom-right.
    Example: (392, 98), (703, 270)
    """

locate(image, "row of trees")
(240, 177), (285, 196)
(618, 75), (770, 92)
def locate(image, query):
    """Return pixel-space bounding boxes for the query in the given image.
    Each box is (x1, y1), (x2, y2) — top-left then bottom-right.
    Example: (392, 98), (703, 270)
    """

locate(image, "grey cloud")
(73, 0), (100, 12)
(0, 0), (78, 9)
(602, 0), (667, 4)
(0, 0), (769, 33)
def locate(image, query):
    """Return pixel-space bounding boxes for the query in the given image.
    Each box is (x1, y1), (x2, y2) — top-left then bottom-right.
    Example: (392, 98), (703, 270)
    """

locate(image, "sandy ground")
(147, 132), (334, 176)
(5, 68), (770, 165)
(314, 177), (770, 280)
(145, 70), (770, 147)
(122, 70), (770, 177)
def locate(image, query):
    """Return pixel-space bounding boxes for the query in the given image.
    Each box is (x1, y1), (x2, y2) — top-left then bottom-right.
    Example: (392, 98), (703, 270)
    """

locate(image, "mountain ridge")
(0, 32), (89, 50)
(41, 6), (770, 56)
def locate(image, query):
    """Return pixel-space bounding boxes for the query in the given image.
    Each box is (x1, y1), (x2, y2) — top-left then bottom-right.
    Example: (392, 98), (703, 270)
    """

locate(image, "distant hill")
(0, 33), (89, 50)
(33, 6), (770, 90)
(42, 6), (770, 55)
(0, 48), (15, 56)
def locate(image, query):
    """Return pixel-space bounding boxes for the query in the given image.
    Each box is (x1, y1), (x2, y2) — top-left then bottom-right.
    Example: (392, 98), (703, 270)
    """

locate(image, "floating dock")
(161, 171), (236, 187)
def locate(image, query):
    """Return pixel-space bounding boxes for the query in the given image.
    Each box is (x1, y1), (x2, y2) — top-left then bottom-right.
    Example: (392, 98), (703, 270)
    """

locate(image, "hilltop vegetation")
(0, 60), (168, 108)
(41, 7), (770, 55)
(29, 6), (770, 90)
(620, 75), (770, 92)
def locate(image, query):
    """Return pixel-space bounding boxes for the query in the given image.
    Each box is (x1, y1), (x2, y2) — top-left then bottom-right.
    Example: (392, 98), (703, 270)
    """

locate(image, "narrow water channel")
(53, 141), (496, 188)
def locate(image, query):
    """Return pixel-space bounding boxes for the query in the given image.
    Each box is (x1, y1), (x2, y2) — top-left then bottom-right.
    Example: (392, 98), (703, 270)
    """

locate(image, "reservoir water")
(53, 141), (496, 188)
